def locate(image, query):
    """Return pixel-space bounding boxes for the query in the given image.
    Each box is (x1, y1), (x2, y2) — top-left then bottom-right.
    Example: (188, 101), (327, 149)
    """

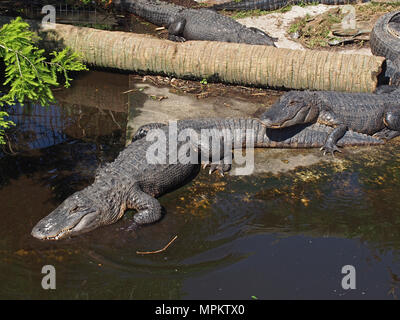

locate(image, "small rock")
(290, 31), (300, 40)
(328, 39), (341, 46)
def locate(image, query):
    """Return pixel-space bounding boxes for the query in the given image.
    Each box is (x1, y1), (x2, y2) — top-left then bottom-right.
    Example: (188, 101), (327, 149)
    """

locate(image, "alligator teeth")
(46, 229), (68, 240)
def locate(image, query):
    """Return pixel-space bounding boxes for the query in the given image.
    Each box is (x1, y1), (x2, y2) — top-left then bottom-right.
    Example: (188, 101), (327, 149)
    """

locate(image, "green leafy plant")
(0, 17), (88, 144)
(0, 111), (13, 145)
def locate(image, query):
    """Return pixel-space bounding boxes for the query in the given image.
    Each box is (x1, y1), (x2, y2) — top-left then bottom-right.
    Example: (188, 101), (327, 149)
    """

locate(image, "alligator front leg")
(168, 17), (187, 42)
(320, 125), (347, 155)
(127, 187), (163, 226)
(191, 132), (232, 176)
(317, 110), (347, 155)
(202, 161), (232, 176)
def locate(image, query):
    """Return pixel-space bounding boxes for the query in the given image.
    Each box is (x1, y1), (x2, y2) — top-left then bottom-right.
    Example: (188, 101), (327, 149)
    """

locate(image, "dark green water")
(0, 72), (400, 299)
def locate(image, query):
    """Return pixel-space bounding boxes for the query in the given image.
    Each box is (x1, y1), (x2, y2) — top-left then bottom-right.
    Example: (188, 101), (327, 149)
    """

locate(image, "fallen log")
(0, 16), (385, 92)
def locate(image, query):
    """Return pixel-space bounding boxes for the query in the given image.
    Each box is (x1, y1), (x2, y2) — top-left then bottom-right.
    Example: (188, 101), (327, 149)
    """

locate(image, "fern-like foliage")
(0, 17), (88, 144)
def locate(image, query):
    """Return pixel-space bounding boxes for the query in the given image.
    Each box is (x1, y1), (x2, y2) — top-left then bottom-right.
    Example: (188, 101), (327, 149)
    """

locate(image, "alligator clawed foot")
(373, 129), (400, 140)
(320, 144), (342, 156)
(201, 161), (231, 176)
(168, 34), (186, 42)
(373, 132), (386, 139)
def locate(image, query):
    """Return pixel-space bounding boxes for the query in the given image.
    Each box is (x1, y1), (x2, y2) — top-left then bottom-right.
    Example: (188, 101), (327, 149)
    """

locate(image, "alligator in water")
(260, 89), (400, 155)
(31, 118), (382, 240)
(113, 0), (277, 45)
(370, 10), (400, 87)
(212, 0), (366, 11)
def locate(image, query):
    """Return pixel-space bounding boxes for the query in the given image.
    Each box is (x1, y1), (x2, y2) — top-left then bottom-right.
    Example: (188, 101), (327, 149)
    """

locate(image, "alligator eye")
(69, 206), (80, 214)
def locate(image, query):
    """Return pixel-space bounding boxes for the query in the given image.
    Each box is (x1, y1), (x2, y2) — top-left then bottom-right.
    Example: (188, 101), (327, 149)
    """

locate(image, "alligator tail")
(124, 0), (184, 27)
(191, 119), (384, 149)
(212, 0), (290, 11)
(212, 0), (362, 11)
(260, 123), (384, 148)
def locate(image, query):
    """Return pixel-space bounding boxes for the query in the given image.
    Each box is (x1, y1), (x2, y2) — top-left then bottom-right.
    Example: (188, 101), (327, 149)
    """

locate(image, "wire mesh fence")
(1, 0), (117, 26)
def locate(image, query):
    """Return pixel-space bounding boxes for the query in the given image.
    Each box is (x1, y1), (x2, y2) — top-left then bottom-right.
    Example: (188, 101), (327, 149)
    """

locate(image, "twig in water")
(136, 235), (178, 255)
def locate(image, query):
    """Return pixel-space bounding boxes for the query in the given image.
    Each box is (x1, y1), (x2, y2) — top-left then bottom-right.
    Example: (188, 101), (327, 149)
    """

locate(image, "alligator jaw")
(31, 202), (101, 240)
(269, 124), (284, 129)
(38, 228), (70, 241)
(261, 114), (296, 128)
(31, 220), (74, 241)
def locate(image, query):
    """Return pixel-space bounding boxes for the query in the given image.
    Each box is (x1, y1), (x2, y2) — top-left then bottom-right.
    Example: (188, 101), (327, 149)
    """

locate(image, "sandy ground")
(236, 4), (373, 56)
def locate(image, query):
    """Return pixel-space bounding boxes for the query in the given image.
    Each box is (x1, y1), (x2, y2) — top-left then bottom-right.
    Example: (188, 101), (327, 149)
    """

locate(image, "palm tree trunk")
(0, 16), (385, 92)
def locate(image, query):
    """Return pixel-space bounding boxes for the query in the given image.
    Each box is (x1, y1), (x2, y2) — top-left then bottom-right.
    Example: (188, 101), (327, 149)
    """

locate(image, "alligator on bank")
(31, 118), (383, 240)
(113, 0), (277, 45)
(212, 0), (368, 11)
(260, 88), (400, 155)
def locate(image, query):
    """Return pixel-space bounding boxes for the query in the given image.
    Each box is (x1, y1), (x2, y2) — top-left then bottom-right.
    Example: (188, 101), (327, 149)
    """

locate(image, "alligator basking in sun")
(260, 88), (400, 155)
(259, 10), (400, 155)
(112, 0), (277, 45)
(31, 118), (383, 240)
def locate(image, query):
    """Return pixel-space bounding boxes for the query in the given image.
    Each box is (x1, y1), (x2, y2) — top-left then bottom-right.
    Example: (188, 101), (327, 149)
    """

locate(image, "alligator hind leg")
(376, 108), (400, 140)
(127, 187), (163, 226)
(168, 17), (187, 42)
(168, 34), (186, 42)
(385, 109), (400, 127)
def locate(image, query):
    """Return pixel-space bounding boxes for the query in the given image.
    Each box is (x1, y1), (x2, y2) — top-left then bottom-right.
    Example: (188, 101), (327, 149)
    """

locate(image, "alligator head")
(31, 191), (103, 240)
(260, 91), (319, 128)
(132, 123), (167, 143)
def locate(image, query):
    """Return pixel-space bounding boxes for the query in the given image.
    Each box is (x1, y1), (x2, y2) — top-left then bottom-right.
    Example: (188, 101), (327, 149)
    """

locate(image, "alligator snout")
(259, 111), (283, 128)
(260, 118), (281, 128)
(31, 224), (46, 240)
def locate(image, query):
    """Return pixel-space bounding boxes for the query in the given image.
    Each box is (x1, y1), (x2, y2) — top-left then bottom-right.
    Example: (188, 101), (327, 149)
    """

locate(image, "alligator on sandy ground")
(212, 0), (367, 11)
(31, 118), (383, 240)
(260, 88), (400, 155)
(113, 0), (277, 45)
